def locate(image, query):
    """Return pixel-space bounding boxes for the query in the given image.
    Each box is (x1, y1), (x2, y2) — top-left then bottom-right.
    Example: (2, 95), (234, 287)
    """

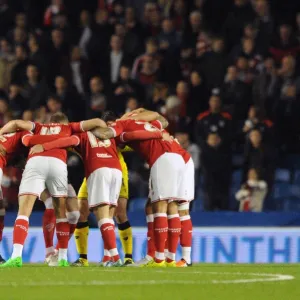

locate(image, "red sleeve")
(108, 120), (126, 137)
(43, 136), (80, 151)
(151, 120), (163, 130)
(120, 130), (162, 143)
(69, 122), (84, 133)
(22, 135), (58, 147)
(32, 122), (41, 133)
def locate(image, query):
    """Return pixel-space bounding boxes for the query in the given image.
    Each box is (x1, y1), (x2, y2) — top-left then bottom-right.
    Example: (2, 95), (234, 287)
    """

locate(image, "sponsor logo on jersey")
(96, 153), (112, 158)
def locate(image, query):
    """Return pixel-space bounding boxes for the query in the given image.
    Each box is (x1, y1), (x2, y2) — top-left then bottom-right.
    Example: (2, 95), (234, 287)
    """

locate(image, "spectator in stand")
(148, 82), (169, 111)
(100, 34), (131, 86)
(114, 22), (141, 58)
(144, 3), (161, 37)
(222, 65), (250, 122)
(160, 95), (181, 134)
(223, 0), (255, 50)
(0, 0), (14, 38)
(7, 13), (27, 44)
(158, 18), (181, 54)
(269, 24), (300, 64)
(200, 133), (231, 211)
(44, 0), (65, 27)
(109, 0), (125, 25)
(0, 99), (9, 127)
(28, 34), (47, 77)
(231, 37), (260, 64)
(242, 105), (274, 144)
(22, 64), (48, 110)
(10, 45), (28, 86)
(22, 110), (33, 121)
(235, 168), (267, 212)
(235, 56), (255, 85)
(252, 0), (273, 52)
(48, 29), (69, 83)
(12, 27), (27, 47)
(112, 64), (143, 114)
(243, 129), (275, 191)
(188, 70), (209, 119)
(125, 7), (145, 40)
(252, 56), (278, 115)
(8, 83), (28, 118)
(61, 46), (90, 96)
(169, 0), (187, 32)
(135, 55), (158, 90)
(86, 76), (107, 118)
(195, 90), (232, 145)
(54, 75), (81, 120)
(174, 131), (200, 174)
(76, 10), (92, 59)
(0, 39), (15, 91)
(132, 38), (159, 79)
(199, 37), (228, 91)
(125, 96), (139, 113)
(45, 95), (62, 122)
(182, 11), (202, 49)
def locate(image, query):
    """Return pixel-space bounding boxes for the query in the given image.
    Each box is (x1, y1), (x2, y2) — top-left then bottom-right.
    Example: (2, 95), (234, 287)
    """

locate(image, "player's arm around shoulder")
(81, 118), (107, 131)
(0, 119), (34, 135)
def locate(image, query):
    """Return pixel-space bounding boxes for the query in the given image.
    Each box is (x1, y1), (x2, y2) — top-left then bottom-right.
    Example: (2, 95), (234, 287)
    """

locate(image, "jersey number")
(87, 131), (111, 148)
(40, 126), (62, 135)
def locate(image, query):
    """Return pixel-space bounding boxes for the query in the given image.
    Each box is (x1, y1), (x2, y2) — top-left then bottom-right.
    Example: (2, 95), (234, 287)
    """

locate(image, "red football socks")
(153, 213), (168, 263)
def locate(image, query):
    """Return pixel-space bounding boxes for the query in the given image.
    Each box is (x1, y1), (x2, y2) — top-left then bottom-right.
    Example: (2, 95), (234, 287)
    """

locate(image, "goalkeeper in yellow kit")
(72, 147), (133, 266)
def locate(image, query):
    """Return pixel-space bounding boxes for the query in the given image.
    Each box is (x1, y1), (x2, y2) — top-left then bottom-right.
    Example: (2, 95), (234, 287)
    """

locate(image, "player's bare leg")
(52, 196), (70, 266)
(149, 200), (168, 267)
(72, 198), (89, 267)
(115, 197), (133, 265)
(0, 200), (5, 264)
(177, 203), (192, 267)
(93, 204), (122, 267)
(1, 194), (37, 267)
(165, 201), (181, 267)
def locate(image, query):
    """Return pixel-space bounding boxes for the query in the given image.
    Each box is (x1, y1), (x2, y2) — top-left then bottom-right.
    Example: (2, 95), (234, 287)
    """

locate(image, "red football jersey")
(73, 132), (121, 178)
(30, 122), (80, 162)
(109, 119), (185, 167)
(0, 131), (32, 168)
(164, 130), (191, 163)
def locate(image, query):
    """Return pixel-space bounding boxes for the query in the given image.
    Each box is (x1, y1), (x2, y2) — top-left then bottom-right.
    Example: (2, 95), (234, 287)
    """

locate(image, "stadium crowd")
(0, 0), (300, 212)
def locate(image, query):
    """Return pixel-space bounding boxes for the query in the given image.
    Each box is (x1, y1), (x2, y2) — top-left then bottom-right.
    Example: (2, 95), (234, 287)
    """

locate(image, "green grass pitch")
(0, 264), (299, 300)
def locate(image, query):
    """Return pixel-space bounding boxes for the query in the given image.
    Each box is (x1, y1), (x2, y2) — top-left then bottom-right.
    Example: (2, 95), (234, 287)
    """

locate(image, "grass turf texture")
(0, 264), (299, 300)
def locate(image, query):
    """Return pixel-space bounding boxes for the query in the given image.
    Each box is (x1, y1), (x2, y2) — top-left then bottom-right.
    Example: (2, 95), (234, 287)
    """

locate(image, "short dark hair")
(102, 111), (117, 122)
(50, 112), (69, 124)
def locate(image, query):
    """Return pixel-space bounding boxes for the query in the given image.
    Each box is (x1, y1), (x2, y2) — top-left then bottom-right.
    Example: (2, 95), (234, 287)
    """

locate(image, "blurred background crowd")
(1, 0), (300, 212)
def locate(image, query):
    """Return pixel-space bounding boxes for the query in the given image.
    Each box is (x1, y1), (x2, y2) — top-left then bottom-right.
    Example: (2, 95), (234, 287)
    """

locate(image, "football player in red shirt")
(0, 112), (104, 267)
(87, 112), (190, 267)
(27, 118), (167, 267)
(0, 130), (33, 264)
(120, 109), (194, 267)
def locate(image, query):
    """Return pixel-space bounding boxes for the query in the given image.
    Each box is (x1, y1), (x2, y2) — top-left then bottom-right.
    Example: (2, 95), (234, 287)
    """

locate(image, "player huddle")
(0, 108), (194, 268)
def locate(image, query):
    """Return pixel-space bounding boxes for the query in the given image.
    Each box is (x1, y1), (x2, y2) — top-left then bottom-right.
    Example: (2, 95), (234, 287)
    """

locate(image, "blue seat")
(273, 183), (291, 199)
(275, 169), (291, 182)
(283, 197), (300, 212)
(128, 197), (147, 212)
(290, 185), (300, 198)
(232, 170), (243, 184)
(191, 197), (203, 212)
(294, 170), (300, 184)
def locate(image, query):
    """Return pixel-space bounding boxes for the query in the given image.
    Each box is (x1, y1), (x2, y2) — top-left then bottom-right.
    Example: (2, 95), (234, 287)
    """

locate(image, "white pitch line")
(0, 272), (294, 286)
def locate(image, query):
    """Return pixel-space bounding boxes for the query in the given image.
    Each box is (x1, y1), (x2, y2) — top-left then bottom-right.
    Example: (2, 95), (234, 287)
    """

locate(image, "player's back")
(75, 131), (121, 178)
(31, 122), (73, 162)
(112, 119), (180, 166)
(0, 131), (32, 167)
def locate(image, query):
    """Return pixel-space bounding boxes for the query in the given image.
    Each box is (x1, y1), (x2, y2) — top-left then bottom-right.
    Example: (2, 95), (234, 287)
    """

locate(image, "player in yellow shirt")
(72, 147), (133, 266)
